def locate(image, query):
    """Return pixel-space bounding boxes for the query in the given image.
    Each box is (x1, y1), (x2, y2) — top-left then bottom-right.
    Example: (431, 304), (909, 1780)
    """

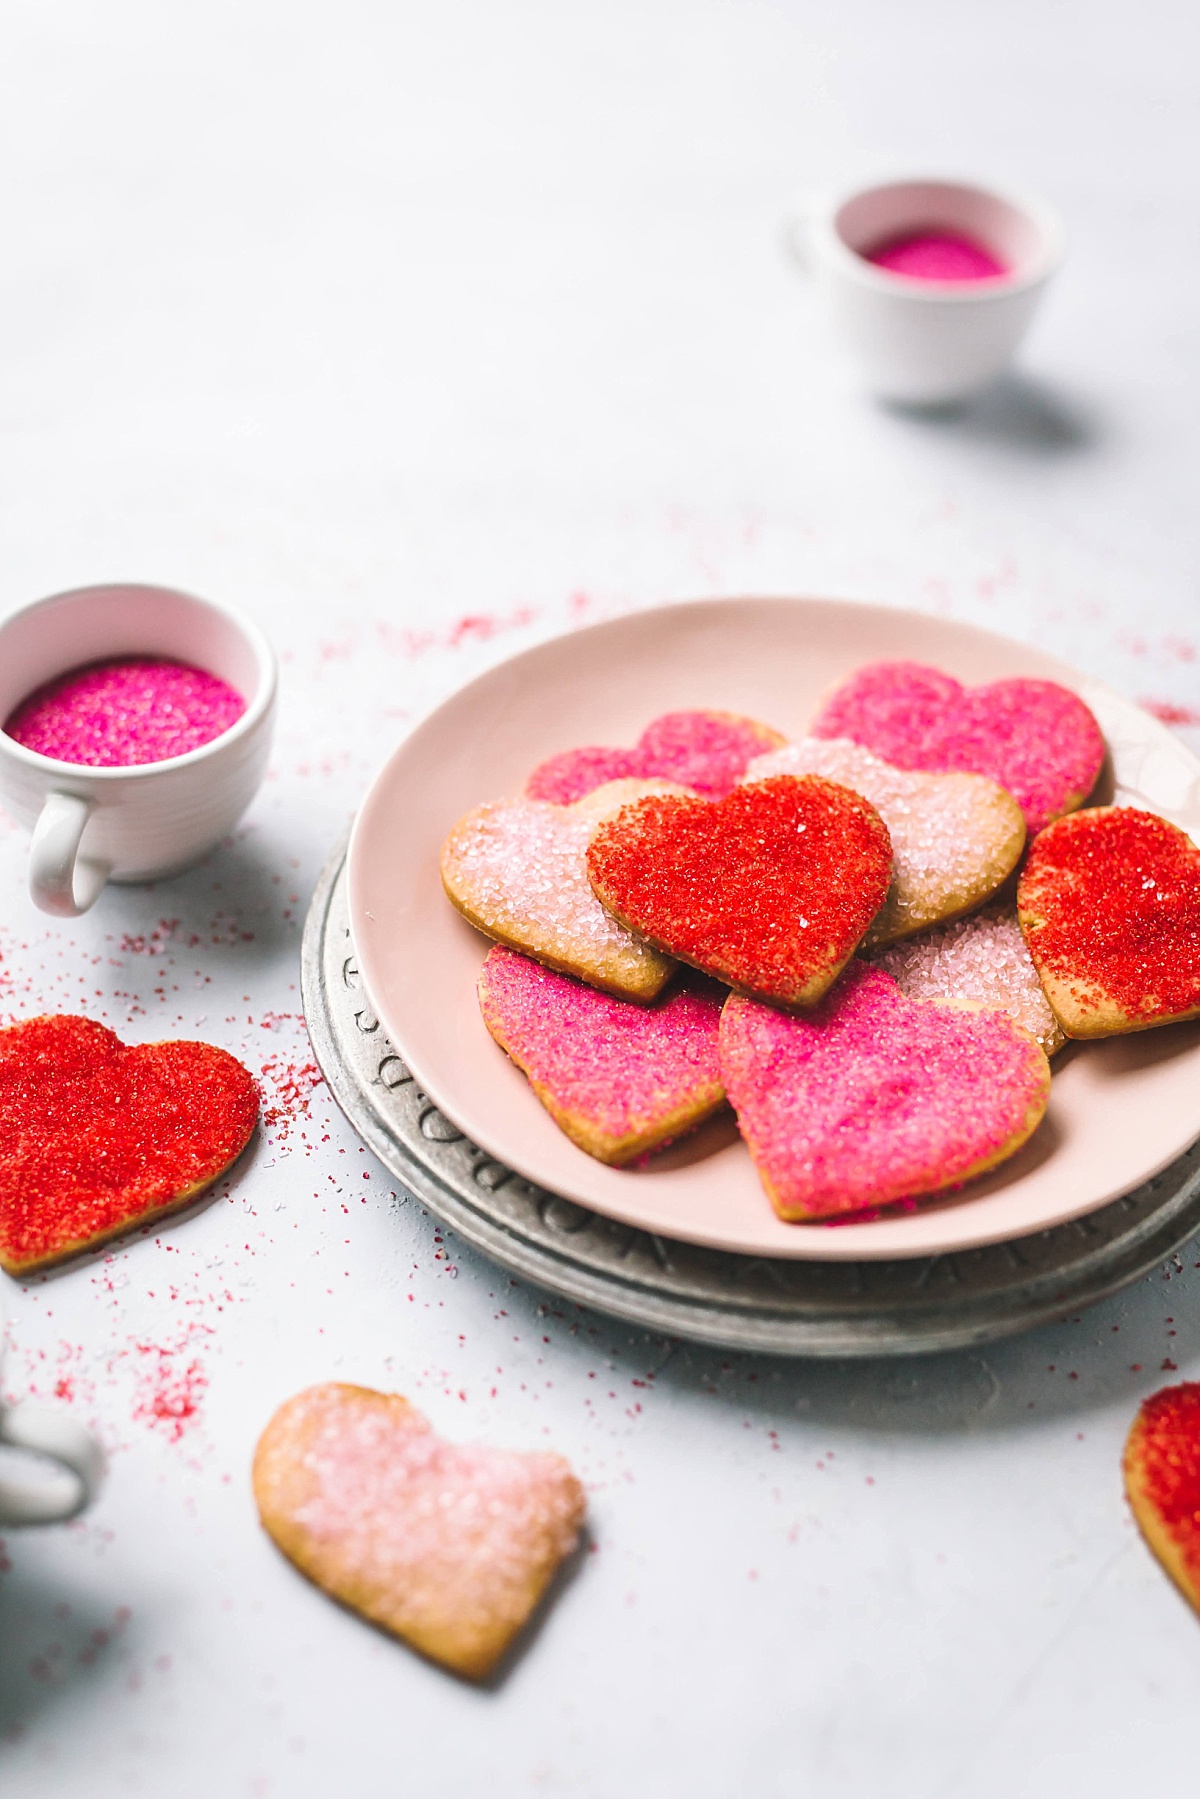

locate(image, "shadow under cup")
(0, 583), (276, 909)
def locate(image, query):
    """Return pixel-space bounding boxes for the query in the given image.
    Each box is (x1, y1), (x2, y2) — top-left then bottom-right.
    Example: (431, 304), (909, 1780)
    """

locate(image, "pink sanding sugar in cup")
(864, 229), (1009, 283)
(4, 657), (246, 768)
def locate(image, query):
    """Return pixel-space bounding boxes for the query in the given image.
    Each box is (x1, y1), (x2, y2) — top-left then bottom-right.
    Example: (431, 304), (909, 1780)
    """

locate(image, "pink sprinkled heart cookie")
(586, 775), (892, 1008)
(810, 660), (1105, 834)
(477, 944), (725, 1165)
(1018, 806), (1200, 1037)
(871, 905), (1065, 1056)
(743, 737), (1025, 945)
(719, 964), (1050, 1220)
(441, 778), (688, 1000)
(526, 709), (785, 805)
(254, 1383), (585, 1681)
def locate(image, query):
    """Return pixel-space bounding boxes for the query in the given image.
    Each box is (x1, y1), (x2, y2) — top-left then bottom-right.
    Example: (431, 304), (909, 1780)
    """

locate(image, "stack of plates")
(301, 600), (1200, 1356)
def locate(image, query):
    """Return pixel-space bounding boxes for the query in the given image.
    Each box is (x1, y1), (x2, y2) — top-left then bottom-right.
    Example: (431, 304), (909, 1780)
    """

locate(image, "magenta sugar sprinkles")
(4, 657), (246, 768)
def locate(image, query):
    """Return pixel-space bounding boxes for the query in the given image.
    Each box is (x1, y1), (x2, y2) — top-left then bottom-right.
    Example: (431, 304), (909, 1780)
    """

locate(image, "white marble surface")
(2, 3), (1199, 1794)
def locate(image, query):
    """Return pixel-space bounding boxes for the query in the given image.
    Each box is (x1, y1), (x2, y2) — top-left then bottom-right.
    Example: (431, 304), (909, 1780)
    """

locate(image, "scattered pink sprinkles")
(5, 657), (246, 767)
(719, 964), (1049, 1220)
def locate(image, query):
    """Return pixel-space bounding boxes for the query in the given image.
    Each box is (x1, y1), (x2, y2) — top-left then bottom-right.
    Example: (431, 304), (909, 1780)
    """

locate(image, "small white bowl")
(0, 583), (277, 916)
(795, 177), (1064, 405)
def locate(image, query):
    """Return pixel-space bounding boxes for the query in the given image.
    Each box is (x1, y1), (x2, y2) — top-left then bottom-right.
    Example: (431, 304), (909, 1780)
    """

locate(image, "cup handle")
(0, 1400), (106, 1525)
(783, 189), (830, 273)
(29, 791), (111, 916)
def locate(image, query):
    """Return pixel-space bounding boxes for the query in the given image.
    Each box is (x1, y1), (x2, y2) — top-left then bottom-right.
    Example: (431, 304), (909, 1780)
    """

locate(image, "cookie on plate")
(810, 659), (1105, 834)
(1124, 1383), (1200, 1617)
(720, 964), (1050, 1221)
(870, 904), (1065, 1056)
(586, 775), (892, 1009)
(253, 1382), (586, 1681)
(526, 709), (785, 805)
(1017, 806), (1200, 1037)
(478, 943), (725, 1164)
(441, 778), (686, 1001)
(0, 1013), (258, 1275)
(743, 737), (1025, 945)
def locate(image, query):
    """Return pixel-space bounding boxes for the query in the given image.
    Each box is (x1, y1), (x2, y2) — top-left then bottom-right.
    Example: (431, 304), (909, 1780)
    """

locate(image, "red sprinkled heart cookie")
(526, 709), (785, 805)
(719, 964), (1050, 1220)
(0, 1014), (258, 1274)
(1125, 1383), (1200, 1617)
(477, 944), (725, 1164)
(1018, 807), (1200, 1037)
(586, 775), (892, 1007)
(253, 1383), (586, 1681)
(810, 660), (1105, 834)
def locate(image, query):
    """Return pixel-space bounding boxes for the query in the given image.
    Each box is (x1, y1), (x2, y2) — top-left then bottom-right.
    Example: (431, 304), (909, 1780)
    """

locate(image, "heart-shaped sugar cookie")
(253, 1383), (586, 1680)
(743, 738), (1025, 945)
(1125, 1382), (1200, 1617)
(0, 1013), (258, 1274)
(477, 944), (725, 1164)
(526, 709), (785, 805)
(811, 660), (1105, 834)
(871, 905), (1065, 1056)
(1018, 806), (1200, 1037)
(441, 779), (688, 1000)
(719, 964), (1050, 1220)
(586, 775), (892, 1007)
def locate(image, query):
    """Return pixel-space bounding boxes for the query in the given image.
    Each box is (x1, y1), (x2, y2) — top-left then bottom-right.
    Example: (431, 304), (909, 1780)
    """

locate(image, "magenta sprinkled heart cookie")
(526, 709), (785, 805)
(810, 660), (1105, 834)
(719, 964), (1050, 1220)
(478, 944), (725, 1164)
(441, 778), (688, 1000)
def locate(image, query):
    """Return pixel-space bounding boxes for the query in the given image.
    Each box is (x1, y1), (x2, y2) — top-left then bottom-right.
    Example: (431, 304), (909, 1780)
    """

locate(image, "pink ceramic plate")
(347, 598), (1200, 1260)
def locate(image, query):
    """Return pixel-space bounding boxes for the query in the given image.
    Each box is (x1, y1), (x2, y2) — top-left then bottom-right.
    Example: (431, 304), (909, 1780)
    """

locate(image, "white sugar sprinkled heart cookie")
(254, 1383), (586, 1681)
(441, 778), (688, 1000)
(743, 737), (1025, 945)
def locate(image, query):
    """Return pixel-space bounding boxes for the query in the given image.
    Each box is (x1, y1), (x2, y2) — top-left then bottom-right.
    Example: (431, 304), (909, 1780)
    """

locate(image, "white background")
(2, 3), (1200, 1794)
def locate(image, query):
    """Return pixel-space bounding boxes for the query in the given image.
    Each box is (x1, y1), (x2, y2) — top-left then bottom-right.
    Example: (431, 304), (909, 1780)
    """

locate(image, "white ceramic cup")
(0, 583), (277, 917)
(0, 1291), (105, 1526)
(793, 177), (1064, 404)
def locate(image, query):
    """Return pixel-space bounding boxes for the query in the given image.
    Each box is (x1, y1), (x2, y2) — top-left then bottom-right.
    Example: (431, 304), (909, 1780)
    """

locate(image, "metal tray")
(302, 841), (1200, 1356)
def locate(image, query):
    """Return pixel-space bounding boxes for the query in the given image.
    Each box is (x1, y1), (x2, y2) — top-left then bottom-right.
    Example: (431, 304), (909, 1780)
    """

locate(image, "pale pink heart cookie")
(742, 737), (1025, 945)
(526, 710), (785, 805)
(441, 778), (689, 1000)
(871, 905), (1065, 1056)
(719, 964), (1050, 1221)
(254, 1383), (585, 1681)
(478, 944), (725, 1164)
(810, 660), (1105, 834)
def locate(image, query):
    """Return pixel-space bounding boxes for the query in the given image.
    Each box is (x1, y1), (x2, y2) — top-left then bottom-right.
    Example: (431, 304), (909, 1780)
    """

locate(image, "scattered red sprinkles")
(586, 775), (892, 1006)
(1126, 1382), (1200, 1595)
(526, 710), (784, 804)
(0, 1014), (259, 1273)
(1018, 807), (1200, 1020)
(810, 660), (1105, 834)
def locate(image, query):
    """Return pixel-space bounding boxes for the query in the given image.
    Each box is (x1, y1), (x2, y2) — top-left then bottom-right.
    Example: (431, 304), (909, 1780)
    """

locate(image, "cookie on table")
(253, 1382), (586, 1681)
(478, 944), (725, 1165)
(1124, 1383), (1200, 1618)
(743, 737), (1025, 945)
(586, 775), (892, 1009)
(441, 778), (688, 1001)
(870, 904), (1065, 1056)
(719, 964), (1051, 1221)
(1017, 806), (1200, 1037)
(526, 709), (785, 805)
(0, 1013), (258, 1275)
(810, 659), (1105, 834)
